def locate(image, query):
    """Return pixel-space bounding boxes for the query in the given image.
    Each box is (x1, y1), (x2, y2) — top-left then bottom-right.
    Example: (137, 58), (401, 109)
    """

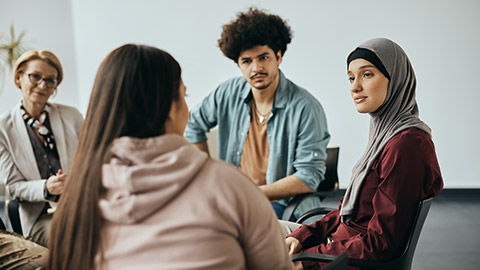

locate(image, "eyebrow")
(358, 64), (376, 69)
(28, 70), (57, 78)
(257, 52), (269, 58)
(348, 64), (377, 73)
(240, 52), (270, 61)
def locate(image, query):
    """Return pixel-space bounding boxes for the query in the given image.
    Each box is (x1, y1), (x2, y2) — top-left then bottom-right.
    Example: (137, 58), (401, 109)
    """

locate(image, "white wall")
(1, 0), (479, 188)
(0, 0), (79, 111)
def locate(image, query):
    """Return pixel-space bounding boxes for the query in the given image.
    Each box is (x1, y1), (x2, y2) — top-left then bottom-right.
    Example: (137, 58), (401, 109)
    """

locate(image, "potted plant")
(0, 24), (28, 95)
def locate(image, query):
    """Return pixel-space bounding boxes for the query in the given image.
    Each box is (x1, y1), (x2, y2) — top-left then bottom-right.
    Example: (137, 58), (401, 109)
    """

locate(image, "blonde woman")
(0, 50), (83, 246)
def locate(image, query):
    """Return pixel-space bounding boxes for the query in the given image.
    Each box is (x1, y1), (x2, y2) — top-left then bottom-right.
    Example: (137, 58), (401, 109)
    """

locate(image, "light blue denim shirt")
(185, 70), (330, 217)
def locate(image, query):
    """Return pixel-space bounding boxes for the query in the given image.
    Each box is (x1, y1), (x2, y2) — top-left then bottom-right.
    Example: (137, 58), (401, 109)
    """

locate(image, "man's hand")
(46, 169), (67, 195)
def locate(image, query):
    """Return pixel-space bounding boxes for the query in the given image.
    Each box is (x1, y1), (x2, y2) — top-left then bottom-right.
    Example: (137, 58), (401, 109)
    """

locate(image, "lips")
(252, 75), (266, 82)
(354, 96), (367, 103)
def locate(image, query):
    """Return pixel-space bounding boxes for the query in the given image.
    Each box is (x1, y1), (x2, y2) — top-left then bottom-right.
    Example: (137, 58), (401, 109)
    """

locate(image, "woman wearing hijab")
(0, 50), (83, 247)
(285, 38), (444, 269)
(48, 44), (292, 270)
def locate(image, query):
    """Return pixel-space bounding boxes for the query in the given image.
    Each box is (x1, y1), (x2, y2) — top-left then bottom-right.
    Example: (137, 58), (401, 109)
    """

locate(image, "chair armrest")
(296, 207), (336, 224)
(282, 191), (337, 221)
(292, 253), (403, 268)
(292, 252), (382, 269)
(292, 252), (349, 270)
(291, 252), (340, 262)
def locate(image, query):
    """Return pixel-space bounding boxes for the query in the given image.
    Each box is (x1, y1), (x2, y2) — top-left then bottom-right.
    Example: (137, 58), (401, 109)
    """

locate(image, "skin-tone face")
(348, 58), (389, 113)
(237, 45), (282, 92)
(15, 59), (58, 116)
(165, 80), (189, 135)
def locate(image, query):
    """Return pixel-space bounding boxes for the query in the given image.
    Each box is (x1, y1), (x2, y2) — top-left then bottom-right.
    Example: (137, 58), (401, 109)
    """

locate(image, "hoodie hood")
(99, 134), (208, 224)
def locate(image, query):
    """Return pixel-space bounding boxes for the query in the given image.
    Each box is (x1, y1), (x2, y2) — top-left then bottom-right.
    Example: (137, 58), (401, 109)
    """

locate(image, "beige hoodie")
(96, 134), (292, 270)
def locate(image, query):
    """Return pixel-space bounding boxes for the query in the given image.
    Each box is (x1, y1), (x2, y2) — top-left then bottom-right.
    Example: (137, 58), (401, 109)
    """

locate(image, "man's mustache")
(250, 72), (268, 80)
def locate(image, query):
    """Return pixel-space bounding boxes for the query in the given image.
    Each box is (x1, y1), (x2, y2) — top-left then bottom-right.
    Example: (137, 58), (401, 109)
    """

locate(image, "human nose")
(350, 78), (362, 94)
(36, 78), (48, 89)
(252, 60), (263, 73)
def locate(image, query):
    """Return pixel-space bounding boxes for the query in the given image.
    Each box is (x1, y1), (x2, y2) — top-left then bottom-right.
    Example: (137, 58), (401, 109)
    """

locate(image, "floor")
(414, 189), (480, 270)
(320, 189), (480, 270)
(1, 189), (479, 269)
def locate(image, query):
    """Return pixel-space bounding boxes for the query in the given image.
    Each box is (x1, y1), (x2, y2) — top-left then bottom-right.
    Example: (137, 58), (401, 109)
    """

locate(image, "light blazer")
(0, 102), (83, 236)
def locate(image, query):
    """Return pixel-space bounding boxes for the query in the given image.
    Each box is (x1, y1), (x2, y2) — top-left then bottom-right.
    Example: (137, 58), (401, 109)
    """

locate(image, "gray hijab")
(339, 38), (431, 221)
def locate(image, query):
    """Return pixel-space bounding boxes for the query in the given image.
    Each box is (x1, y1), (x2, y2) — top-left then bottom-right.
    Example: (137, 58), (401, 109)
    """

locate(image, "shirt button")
(314, 152), (318, 157)
(237, 152), (240, 155)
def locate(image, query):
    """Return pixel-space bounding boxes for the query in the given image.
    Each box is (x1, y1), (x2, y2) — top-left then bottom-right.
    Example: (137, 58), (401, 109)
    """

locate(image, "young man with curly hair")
(185, 7), (330, 220)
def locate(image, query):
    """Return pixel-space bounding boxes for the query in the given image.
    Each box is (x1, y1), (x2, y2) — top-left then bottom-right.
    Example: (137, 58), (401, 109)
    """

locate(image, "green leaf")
(0, 23), (28, 73)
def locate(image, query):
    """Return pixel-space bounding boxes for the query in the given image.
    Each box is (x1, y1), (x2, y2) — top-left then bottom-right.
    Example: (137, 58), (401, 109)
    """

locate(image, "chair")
(0, 217), (6, 231)
(282, 147), (340, 222)
(292, 197), (434, 270)
(6, 198), (23, 235)
(292, 252), (348, 270)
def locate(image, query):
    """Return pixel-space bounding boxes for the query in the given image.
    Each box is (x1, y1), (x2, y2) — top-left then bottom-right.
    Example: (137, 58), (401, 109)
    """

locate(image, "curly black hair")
(218, 7), (293, 63)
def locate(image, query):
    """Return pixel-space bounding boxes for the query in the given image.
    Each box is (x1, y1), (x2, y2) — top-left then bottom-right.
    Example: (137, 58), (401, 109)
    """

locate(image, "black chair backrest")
(396, 197), (433, 269)
(282, 147), (340, 221)
(348, 197), (434, 270)
(7, 198), (23, 235)
(0, 217), (6, 231)
(317, 147), (339, 192)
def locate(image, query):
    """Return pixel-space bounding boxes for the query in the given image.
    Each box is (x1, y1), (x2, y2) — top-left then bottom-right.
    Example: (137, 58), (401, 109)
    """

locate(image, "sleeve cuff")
(184, 132), (208, 144)
(293, 171), (319, 191)
(288, 225), (313, 243)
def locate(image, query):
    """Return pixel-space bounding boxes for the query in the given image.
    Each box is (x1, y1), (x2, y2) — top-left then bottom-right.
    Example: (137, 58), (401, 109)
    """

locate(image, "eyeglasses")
(25, 73), (58, 89)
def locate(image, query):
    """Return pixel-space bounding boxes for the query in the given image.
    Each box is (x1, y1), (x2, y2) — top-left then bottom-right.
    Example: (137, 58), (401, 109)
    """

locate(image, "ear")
(14, 73), (22, 89)
(167, 100), (178, 121)
(163, 100), (180, 134)
(276, 50), (283, 66)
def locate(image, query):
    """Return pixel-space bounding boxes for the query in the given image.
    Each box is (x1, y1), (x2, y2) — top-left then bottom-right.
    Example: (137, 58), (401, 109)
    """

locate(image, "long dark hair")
(48, 44), (181, 270)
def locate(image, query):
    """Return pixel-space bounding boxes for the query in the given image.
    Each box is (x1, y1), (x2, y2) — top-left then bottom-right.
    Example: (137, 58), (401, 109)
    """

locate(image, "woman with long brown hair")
(48, 44), (292, 270)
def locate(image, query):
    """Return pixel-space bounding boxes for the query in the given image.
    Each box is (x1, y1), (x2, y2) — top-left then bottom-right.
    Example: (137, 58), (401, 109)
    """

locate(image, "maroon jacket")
(289, 128), (443, 269)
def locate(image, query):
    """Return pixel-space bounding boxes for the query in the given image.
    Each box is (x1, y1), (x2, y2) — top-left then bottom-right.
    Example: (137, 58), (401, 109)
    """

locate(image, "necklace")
(253, 102), (271, 123)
